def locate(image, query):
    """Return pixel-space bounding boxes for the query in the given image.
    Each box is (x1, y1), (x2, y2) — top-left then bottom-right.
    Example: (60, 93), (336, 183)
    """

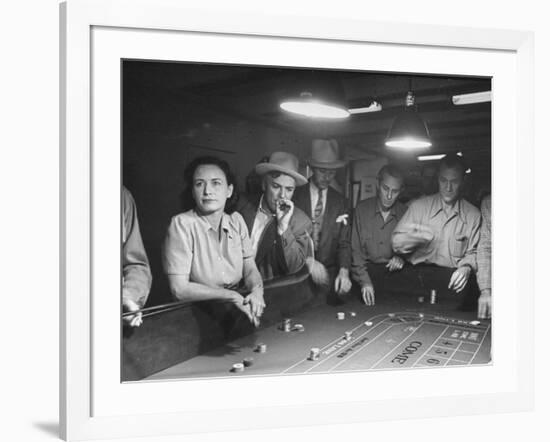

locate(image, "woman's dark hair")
(180, 156), (239, 213)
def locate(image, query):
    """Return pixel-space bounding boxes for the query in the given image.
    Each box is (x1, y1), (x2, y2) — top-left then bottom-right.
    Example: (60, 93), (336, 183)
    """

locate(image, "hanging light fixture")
(385, 80), (432, 150)
(279, 71), (350, 120)
(280, 91), (350, 119)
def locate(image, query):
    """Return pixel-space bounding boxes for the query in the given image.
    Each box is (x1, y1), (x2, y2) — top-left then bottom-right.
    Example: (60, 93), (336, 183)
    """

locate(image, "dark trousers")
(368, 263), (479, 311)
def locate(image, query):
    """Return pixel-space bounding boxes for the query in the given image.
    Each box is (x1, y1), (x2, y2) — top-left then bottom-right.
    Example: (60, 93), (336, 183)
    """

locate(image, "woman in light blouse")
(163, 156), (265, 326)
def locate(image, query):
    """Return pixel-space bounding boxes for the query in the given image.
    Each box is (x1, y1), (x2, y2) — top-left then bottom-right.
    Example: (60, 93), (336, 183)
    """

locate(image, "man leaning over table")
(392, 154), (481, 306)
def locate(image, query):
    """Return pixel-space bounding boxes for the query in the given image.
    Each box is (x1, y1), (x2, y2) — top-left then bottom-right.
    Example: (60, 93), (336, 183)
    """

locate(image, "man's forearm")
(278, 228), (309, 273)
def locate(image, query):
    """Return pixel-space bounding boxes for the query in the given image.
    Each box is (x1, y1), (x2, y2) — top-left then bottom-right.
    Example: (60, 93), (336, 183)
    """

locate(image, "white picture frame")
(60, 0), (534, 440)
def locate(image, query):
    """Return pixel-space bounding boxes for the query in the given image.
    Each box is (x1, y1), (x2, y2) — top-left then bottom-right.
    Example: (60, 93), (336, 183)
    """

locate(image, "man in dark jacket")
(237, 151), (312, 281)
(293, 139), (352, 296)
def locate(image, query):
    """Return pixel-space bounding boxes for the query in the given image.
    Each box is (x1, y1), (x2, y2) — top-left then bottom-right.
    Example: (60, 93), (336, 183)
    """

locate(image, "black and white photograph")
(121, 61), (492, 382)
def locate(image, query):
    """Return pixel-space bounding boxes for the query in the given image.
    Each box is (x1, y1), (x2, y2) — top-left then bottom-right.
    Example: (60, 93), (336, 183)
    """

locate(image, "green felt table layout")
(146, 294), (491, 380)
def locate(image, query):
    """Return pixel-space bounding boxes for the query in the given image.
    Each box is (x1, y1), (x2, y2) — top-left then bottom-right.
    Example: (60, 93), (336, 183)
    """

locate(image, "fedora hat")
(255, 151), (308, 186)
(309, 139), (346, 169)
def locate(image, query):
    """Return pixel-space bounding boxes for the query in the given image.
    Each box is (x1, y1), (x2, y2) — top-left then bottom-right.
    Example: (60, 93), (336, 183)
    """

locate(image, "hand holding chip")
(228, 290), (256, 325)
(243, 286), (265, 327)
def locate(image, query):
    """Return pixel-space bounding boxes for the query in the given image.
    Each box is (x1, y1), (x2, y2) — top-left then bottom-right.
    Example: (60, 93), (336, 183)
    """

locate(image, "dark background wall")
(123, 65), (310, 305)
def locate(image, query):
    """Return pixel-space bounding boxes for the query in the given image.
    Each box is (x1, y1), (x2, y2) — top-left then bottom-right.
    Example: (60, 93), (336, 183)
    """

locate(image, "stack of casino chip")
(309, 347), (320, 361)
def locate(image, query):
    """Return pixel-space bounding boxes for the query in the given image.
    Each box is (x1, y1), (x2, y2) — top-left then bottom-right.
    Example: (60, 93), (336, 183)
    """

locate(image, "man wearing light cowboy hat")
(237, 151), (312, 280)
(293, 139), (352, 298)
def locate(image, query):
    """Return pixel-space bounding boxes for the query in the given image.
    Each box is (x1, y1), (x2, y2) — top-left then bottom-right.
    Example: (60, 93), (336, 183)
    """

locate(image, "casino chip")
(243, 357), (254, 367)
(364, 321), (373, 326)
(337, 312), (345, 320)
(469, 320), (481, 326)
(308, 347), (320, 361)
(350, 311), (357, 317)
(231, 363), (244, 373)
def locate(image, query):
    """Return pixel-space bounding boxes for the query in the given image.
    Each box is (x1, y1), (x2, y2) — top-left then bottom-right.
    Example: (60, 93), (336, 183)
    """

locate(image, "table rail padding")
(122, 268), (321, 381)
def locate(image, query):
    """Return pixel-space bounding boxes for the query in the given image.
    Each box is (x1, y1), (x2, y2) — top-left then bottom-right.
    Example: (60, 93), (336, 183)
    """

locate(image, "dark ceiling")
(124, 60), (491, 169)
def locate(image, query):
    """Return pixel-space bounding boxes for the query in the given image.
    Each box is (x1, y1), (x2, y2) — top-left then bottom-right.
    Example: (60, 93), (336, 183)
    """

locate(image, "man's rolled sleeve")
(122, 188), (152, 307)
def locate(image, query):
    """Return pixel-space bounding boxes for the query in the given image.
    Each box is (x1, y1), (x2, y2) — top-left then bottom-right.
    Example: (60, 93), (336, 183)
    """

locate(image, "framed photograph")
(60, 0), (534, 440)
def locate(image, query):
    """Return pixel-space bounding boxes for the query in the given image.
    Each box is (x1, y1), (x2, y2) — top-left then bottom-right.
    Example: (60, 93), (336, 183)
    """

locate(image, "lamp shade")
(280, 92), (350, 119)
(385, 108), (432, 149)
(279, 71), (350, 119)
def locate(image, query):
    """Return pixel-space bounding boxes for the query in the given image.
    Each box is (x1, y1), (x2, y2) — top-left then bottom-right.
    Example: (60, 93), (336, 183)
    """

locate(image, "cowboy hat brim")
(308, 159), (347, 169)
(255, 163), (308, 186)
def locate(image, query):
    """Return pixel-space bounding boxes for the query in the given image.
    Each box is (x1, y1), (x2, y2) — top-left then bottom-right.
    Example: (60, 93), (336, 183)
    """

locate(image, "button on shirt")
(351, 196), (407, 287)
(392, 194), (481, 270)
(162, 210), (253, 288)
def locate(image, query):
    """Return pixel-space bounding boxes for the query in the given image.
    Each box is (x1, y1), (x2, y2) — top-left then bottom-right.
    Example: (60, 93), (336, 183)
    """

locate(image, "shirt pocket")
(451, 234), (468, 258)
(364, 232), (377, 255)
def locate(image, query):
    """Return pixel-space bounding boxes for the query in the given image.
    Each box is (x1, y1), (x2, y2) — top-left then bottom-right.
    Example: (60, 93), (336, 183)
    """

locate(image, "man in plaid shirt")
(476, 195), (491, 319)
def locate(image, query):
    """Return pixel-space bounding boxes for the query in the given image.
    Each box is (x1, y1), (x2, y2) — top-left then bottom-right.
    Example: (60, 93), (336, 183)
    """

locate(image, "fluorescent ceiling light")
(418, 151), (463, 161)
(452, 91), (491, 105)
(348, 101), (382, 114)
(417, 154), (446, 161)
(386, 138), (432, 149)
(280, 100), (350, 119)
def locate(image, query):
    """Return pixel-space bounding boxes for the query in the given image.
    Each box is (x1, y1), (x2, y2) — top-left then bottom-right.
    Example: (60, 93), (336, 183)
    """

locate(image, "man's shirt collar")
(374, 199), (398, 220)
(258, 194), (275, 216)
(430, 195), (466, 223)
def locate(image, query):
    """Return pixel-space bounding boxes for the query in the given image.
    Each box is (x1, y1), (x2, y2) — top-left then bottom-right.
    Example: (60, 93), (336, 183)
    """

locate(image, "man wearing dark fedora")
(293, 139), (352, 298)
(237, 151), (312, 280)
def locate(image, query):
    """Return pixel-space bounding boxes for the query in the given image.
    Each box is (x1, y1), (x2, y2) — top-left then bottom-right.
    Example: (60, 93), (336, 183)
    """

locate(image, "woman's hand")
(227, 290), (256, 325)
(243, 287), (265, 327)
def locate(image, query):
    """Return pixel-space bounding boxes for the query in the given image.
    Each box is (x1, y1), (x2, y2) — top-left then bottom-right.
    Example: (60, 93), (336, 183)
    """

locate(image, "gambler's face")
(311, 167), (337, 190)
(438, 166), (463, 205)
(192, 164), (233, 215)
(263, 174), (296, 213)
(377, 173), (403, 211)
